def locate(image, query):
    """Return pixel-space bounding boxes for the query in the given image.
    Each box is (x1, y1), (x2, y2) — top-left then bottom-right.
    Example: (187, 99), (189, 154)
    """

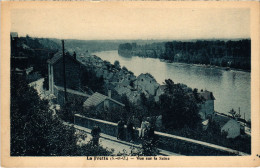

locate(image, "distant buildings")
(10, 32), (29, 72)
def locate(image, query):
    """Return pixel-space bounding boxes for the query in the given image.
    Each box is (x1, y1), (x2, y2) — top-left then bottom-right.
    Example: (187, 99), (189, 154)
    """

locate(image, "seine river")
(93, 50), (251, 120)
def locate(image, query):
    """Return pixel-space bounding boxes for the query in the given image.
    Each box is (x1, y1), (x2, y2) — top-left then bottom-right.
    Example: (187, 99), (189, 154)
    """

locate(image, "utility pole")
(244, 113), (246, 126)
(62, 40), (68, 103)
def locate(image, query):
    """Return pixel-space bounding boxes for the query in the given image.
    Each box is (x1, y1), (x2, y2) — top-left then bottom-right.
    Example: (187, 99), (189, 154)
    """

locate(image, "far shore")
(93, 50), (251, 73)
(158, 58), (251, 73)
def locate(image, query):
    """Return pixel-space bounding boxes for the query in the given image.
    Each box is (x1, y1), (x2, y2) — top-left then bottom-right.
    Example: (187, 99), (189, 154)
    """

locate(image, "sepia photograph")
(1, 1), (260, 167)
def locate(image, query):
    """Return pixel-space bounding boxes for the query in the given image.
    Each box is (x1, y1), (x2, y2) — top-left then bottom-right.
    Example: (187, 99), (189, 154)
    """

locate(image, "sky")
(11, 7), (250, 40)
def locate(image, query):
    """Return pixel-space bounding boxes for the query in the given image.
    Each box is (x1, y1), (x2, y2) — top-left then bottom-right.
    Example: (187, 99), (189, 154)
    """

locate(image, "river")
(92, 50), (251, 121)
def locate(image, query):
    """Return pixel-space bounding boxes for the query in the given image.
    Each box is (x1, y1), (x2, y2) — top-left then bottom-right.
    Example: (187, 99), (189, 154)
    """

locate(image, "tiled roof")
(83, 92), (107, 108)
(83, 92), (125, 108)
(214, 114), (231, 127)
(47, 52), (82, 65)
(47, 52), (63, 64)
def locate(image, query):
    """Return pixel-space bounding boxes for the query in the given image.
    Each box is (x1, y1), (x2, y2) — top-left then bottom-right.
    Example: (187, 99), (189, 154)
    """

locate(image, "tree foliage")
(160, 79), (201, 130)
(81, 67), (105, 94)
(118, 40), (251, 70)
(10, 74), (111, 156)
(114, 60), (121, 70)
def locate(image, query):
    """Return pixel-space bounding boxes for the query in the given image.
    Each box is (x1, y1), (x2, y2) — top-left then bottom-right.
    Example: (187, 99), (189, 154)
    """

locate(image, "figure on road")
(127, 118), (135, 142)
(91, 125), (101, 146)
(117, 119), (125, 140)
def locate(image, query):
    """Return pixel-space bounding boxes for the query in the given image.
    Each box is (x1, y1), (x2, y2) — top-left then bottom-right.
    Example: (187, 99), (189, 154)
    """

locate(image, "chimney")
(108, 90), (111, 98)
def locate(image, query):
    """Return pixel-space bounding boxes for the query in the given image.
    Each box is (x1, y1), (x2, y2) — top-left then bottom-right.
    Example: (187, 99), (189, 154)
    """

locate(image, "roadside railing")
(74, 114), (249, 156)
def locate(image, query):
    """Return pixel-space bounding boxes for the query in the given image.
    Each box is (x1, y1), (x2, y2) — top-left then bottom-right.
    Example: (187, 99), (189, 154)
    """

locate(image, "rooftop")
(199, 90), (215, 100)
(54, 85), (90, 98)
(47, 52), (81, 65)
(83, 92), (125, 108)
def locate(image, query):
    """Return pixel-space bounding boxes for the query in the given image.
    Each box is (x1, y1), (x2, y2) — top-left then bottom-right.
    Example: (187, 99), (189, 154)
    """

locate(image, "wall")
(134, 74), (159, 96)
(74, 114), (247, 156)
(199, 100), (214, 120)
(53, 85), (89, 106)
(53, 56), (81, 90)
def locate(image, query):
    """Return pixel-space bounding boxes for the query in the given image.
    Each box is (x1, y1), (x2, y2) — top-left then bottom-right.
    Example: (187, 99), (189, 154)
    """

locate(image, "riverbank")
(118, 39), (251, 71)
(158, 58), (251, 73)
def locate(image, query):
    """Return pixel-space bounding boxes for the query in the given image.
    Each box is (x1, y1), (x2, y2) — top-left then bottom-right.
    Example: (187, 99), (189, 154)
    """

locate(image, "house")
(134, 73), (160, 96)
(198, 90), (215, 120)
(221, 119), (241, 139)
(117, 74), (136, 87)
(83, 91), (125, 111)
(47, 52), (84, 94)
(114, 83), (142, 103)
(214, 114), (242, 138)
(154, 85), (167, 102)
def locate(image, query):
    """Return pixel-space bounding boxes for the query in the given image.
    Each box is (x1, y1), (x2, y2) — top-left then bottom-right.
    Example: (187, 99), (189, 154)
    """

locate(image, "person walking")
(147, 125), (156, 142)
(127, 118), (135, 142)
(117, 119), (125, 140)
(139, 120), (149, 139)
(91, 125), (101, 146)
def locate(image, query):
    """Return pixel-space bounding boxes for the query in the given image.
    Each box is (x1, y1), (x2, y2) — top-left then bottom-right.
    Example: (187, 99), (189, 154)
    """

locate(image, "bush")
(11, 73), (112, 156)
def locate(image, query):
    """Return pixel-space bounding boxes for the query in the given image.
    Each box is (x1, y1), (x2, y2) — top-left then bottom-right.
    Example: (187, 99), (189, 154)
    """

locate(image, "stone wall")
(74, 114), (247, 156)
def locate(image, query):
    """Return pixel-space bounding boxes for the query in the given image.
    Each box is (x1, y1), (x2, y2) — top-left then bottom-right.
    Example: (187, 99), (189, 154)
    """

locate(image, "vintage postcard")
(1, 1), (260, 167)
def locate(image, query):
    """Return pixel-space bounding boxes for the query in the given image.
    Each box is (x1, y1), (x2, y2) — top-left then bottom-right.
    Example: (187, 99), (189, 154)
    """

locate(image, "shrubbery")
(11, 73), (112, 156)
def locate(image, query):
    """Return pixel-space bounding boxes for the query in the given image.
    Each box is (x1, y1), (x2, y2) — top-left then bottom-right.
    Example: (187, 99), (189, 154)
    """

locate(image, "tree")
(163, 79), (174, 94)
(160, 80), (201, 130)
(122, 66), (128, 72)
(163, 42), (175, 61)
(81, 68), (105, 94)
(11, 73), (111, 156)
(11, 74), (77, 156)
(114, 60), (121, 70)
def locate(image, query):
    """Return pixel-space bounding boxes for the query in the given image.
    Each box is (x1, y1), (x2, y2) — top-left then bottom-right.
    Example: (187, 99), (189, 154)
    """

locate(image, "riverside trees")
(118, 40), (251, 70)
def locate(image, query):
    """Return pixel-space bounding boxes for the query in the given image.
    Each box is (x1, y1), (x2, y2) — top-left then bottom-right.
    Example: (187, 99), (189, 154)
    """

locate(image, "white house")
(134, 73), (160, 96)
(221, 119), (241, 139)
